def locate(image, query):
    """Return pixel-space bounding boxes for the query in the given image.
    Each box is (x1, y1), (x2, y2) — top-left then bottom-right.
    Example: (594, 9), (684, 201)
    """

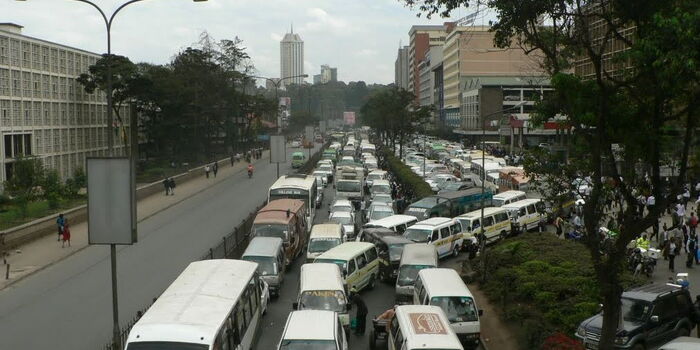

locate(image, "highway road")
(0, 145), (318, 350)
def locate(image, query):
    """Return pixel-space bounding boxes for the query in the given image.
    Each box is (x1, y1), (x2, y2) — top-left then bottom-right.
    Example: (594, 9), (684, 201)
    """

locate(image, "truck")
(334, 165), (365, 209)
(403, 188), (493, 221)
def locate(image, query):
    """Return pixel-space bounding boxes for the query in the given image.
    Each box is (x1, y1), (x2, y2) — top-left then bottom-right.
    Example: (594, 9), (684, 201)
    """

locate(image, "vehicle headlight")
(576, 326), (586, 338)
(614, 336), (628, 345)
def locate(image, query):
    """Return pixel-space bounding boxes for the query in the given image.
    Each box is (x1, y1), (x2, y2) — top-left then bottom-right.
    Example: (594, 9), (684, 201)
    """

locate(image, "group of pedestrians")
(205, 162), (219, 179)
(162, 177), (176, 196)
(55, 213), (71, 248)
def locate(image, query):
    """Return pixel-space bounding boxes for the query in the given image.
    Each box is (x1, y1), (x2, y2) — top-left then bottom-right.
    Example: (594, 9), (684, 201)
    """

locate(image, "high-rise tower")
(280, 25), (304, 86)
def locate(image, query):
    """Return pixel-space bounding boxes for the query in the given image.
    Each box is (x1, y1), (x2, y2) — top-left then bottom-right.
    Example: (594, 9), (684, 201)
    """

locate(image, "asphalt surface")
(0, 145), (318, 350)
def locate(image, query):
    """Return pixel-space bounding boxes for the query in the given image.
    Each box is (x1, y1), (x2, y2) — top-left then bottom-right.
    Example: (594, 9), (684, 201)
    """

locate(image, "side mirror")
(650, 315), (659, 323)
(293, 302), (299, 310)
(478, 309), (484, 316)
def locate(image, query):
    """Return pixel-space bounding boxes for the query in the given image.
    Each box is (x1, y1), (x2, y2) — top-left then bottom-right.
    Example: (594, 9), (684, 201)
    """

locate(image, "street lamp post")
(479, 102), (525, 282)
(16, 1), (208, 349)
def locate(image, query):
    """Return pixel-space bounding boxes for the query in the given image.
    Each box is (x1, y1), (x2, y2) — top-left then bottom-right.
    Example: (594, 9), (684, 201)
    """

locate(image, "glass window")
(430, 296), (479, 323)
(527, 205), (536, 215)
(440, 226), (451, 239)
(450, 223), (462, 235)
(431, 230), (440, 242)
(365, 248), (378, 262)
(347, 259), (356, 275)
(356, 255), (367, 269)
(483, 216), (494, 227)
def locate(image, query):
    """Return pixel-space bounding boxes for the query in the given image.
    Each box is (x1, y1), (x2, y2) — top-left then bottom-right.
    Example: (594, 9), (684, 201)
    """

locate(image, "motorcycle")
(247, 168), (253, 178)
(628, 247), (657, 277)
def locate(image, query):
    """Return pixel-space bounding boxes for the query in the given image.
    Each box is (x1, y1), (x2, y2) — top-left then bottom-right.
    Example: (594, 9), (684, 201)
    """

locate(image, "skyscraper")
(280, 26), (304, 87)
(395, 45), (409, 90)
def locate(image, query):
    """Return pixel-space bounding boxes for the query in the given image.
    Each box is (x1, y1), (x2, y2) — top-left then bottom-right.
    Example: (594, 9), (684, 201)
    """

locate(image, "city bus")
(124, 259), (264, 350)
(268, 174), (318, 226)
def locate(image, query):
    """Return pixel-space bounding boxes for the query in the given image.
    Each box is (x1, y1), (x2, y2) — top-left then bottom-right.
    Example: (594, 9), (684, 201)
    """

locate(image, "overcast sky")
(3, 0), (493, 84)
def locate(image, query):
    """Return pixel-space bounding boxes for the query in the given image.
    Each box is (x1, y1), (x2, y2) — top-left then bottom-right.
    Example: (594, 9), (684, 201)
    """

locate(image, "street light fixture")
(15, 1), (207, 349)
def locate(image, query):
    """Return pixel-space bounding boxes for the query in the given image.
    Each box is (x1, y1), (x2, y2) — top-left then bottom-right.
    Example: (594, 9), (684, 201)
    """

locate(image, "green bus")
(292, 152), (306, 168)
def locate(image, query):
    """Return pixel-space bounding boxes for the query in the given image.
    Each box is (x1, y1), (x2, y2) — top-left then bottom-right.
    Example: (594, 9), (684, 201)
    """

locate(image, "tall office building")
(319, 64), (337, 84)
(280, 27), (304, 87)
(408, 24), (452, 103)
(0, 23), (128, 188)
(394, 46), (409, 90)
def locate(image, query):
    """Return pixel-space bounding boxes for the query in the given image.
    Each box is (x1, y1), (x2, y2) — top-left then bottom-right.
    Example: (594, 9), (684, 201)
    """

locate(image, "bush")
(144, 167), (166, 179)
(474, 233), (644, 349)
(382, 149), (433, 200)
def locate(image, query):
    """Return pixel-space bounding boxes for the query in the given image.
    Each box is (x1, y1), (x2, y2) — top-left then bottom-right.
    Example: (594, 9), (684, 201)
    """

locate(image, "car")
(658, 336), (700, 350)
(329, 211), (357, 240)
(259, 278), (270, 315)
(330, 199), (355, 216)
(372, 193), (395, 210)
(367, 203), (395, 222)
(314, 176), (324, 208)
(437, 182), (474, 194)
(312, 170), (330, 186)
(576, 283), (697, 349)
(291, 140), (301, 148)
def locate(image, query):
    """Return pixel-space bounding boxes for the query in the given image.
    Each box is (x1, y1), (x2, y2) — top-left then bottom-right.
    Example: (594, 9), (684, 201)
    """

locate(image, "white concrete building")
(280, 28), (304, 87)
(0, 23), (127, 188)
(394, 46), (409, 90)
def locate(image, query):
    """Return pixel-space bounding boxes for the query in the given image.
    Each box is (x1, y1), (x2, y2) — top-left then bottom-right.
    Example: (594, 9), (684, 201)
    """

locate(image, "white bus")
(124, 260), (264, 350)
(268, 174), (318, 226)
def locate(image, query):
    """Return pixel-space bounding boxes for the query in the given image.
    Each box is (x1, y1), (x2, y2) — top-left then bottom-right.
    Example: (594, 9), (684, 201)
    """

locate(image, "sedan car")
(330, 199), (355, 216)
(329, 211), (357, 240)
(367, 203), (395, 222)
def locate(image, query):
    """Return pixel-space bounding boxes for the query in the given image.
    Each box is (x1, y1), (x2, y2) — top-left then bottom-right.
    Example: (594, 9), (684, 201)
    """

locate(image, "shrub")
(382, 149), (432, 200)
(474, 233), (643, 349)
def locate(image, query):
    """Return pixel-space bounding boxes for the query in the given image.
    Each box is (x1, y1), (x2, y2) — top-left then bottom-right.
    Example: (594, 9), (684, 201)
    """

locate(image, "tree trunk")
(598, 260), (623, 348)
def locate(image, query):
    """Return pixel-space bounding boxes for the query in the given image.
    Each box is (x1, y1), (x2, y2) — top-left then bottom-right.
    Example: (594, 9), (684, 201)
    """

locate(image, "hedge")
(473, 233), (644, 349)
(382, 149), (433, 200)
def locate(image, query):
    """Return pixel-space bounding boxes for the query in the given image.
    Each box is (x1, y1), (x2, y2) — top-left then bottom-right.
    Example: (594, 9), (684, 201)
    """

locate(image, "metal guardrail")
(99, 146), (323, 350)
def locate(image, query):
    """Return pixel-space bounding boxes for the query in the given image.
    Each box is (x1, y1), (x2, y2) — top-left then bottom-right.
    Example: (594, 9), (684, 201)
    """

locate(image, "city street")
(0, 145), (317, 350)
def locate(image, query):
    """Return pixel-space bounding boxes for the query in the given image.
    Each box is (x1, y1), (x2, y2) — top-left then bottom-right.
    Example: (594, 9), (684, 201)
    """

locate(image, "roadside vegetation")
(473, 233), (645, 349)
(382, 149), (433, 200)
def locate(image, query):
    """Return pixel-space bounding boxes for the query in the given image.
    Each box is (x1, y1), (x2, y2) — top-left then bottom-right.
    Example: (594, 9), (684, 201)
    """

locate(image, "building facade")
(394, 45), (409, 90)
(0, 23), (127, 188)
(408, 24), (451, 103)
(319, 64), (337, 84)
(280, 29), (304, 87)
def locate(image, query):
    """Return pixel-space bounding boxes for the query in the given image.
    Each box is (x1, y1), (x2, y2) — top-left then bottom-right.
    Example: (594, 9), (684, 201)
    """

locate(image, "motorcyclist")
(247, 163), (254, 177)
(636, 235), (650, 250)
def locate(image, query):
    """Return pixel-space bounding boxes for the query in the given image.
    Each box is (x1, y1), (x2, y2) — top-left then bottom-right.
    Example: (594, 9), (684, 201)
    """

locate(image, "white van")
(362, 214), (418, 236)
(402, 217), (464, 259)
(241, 236), (286, 296)
(387, 305), (464, 350)
(307, 223), (345, 262)
(314, 242), (380, 292)
(501, 198), (546, 234)
(414, 268), (482, 348)
(294, 263), (350, 332)
(395, 244), (438, 304)
(491, 190), (527, 207)
(277, 310), (348, 350)
(366, 170), (388, 187)
(455, 207), (512, 246)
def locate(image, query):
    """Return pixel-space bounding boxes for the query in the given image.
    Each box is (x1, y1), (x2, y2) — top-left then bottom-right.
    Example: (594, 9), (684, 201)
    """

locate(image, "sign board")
(343, 112), (356, 126)
(87, 157), (135, 245)
(270, 135), (287, 163)
(408, 313), (448, 335)
(305, 126), (314, 143)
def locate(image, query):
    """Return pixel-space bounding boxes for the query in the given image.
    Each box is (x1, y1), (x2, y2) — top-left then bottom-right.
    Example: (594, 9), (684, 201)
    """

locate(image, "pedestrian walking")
(661, 224), (670, 260)
(573, 213), (582, 231)
(349, 288), (367, 335)
(668, 237), (678, 272)
(56, 213), (65, 242)
(683, 188), (691, 207)
(168, 177), (176, 195)
(205, 164), (211, 178)
(230, 154), (234, 166)
(687, 234), (697, 268)
(162, 178), (170, 195)
(676, 202), (686, 227)
(61, 221), (71, 248)
(690, 212), (698, 236)
(213, 162), (218, 178)
(555, 216), (564, 237)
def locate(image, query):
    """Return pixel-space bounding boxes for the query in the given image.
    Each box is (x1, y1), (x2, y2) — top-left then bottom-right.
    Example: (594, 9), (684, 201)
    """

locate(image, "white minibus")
(277, 310), (348, 350)
(124, 260), (263, 350)
(387, 305), (464, 350)
(491, 190), (527, 207)
(294, 263), (350, 331)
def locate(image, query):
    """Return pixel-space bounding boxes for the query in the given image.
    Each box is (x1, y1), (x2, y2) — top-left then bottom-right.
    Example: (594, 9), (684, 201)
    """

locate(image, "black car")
(374, 235), (413, 283)
(576, 283), (697, 349)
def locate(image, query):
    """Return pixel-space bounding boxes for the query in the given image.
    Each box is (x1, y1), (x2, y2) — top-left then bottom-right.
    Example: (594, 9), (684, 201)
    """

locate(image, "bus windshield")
(126, 342), (208, 350)
(242, 256), (277, 276)
(308, 238), (341, 253)
(299, 290), (347, 313)
(397, 265), (433, 286)
(252, 224), (288, 241)
(269, 189), (310, 207)
(430, 296), (479, 323)
(279, 340), (337, 350)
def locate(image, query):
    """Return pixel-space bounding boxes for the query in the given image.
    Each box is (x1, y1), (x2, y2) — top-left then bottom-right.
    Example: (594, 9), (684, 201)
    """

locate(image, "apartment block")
(0, 23), (127, 188)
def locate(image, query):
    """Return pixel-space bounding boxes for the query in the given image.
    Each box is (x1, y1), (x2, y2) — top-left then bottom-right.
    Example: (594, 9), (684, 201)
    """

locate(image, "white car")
(259, 278), (270, 314)
(367, 203), (395, 222)
(329, 211), (356, 240)
(312, 170), (330, 186)
(291, 140), (301, 148)
(330, 199), (355, 216)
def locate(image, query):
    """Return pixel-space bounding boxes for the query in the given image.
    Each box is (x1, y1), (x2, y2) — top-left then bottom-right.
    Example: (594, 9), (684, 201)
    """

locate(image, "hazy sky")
(4, 0), (491, 84)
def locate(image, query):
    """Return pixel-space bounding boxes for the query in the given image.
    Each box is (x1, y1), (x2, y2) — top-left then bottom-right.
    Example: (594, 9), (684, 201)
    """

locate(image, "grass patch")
(0, 197), (86, 230)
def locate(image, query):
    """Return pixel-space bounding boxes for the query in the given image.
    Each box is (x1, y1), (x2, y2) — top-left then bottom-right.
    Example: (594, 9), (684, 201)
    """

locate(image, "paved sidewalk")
(0, 151), (270, 290)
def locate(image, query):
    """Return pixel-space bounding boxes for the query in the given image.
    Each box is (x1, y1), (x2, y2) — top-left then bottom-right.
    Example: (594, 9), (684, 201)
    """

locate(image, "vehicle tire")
(631, 343), (645, 350)
(452, 246), (460, 257)
(677, 327), (690, 337)
(501, 231), (508, 241)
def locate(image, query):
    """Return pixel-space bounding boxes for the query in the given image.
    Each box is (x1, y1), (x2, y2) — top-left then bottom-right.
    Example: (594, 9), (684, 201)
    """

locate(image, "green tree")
(3, 157), (45, 216)
(42, 169), (63, 210)
(403, 0), (700, 347)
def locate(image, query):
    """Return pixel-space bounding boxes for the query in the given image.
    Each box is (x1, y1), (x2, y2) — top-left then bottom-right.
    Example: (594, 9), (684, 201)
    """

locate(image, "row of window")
(0, 100), (118, 128)
(213, 277), (262, 350)
(0, 68), (105, 102)
(0, 36), (99, 76)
